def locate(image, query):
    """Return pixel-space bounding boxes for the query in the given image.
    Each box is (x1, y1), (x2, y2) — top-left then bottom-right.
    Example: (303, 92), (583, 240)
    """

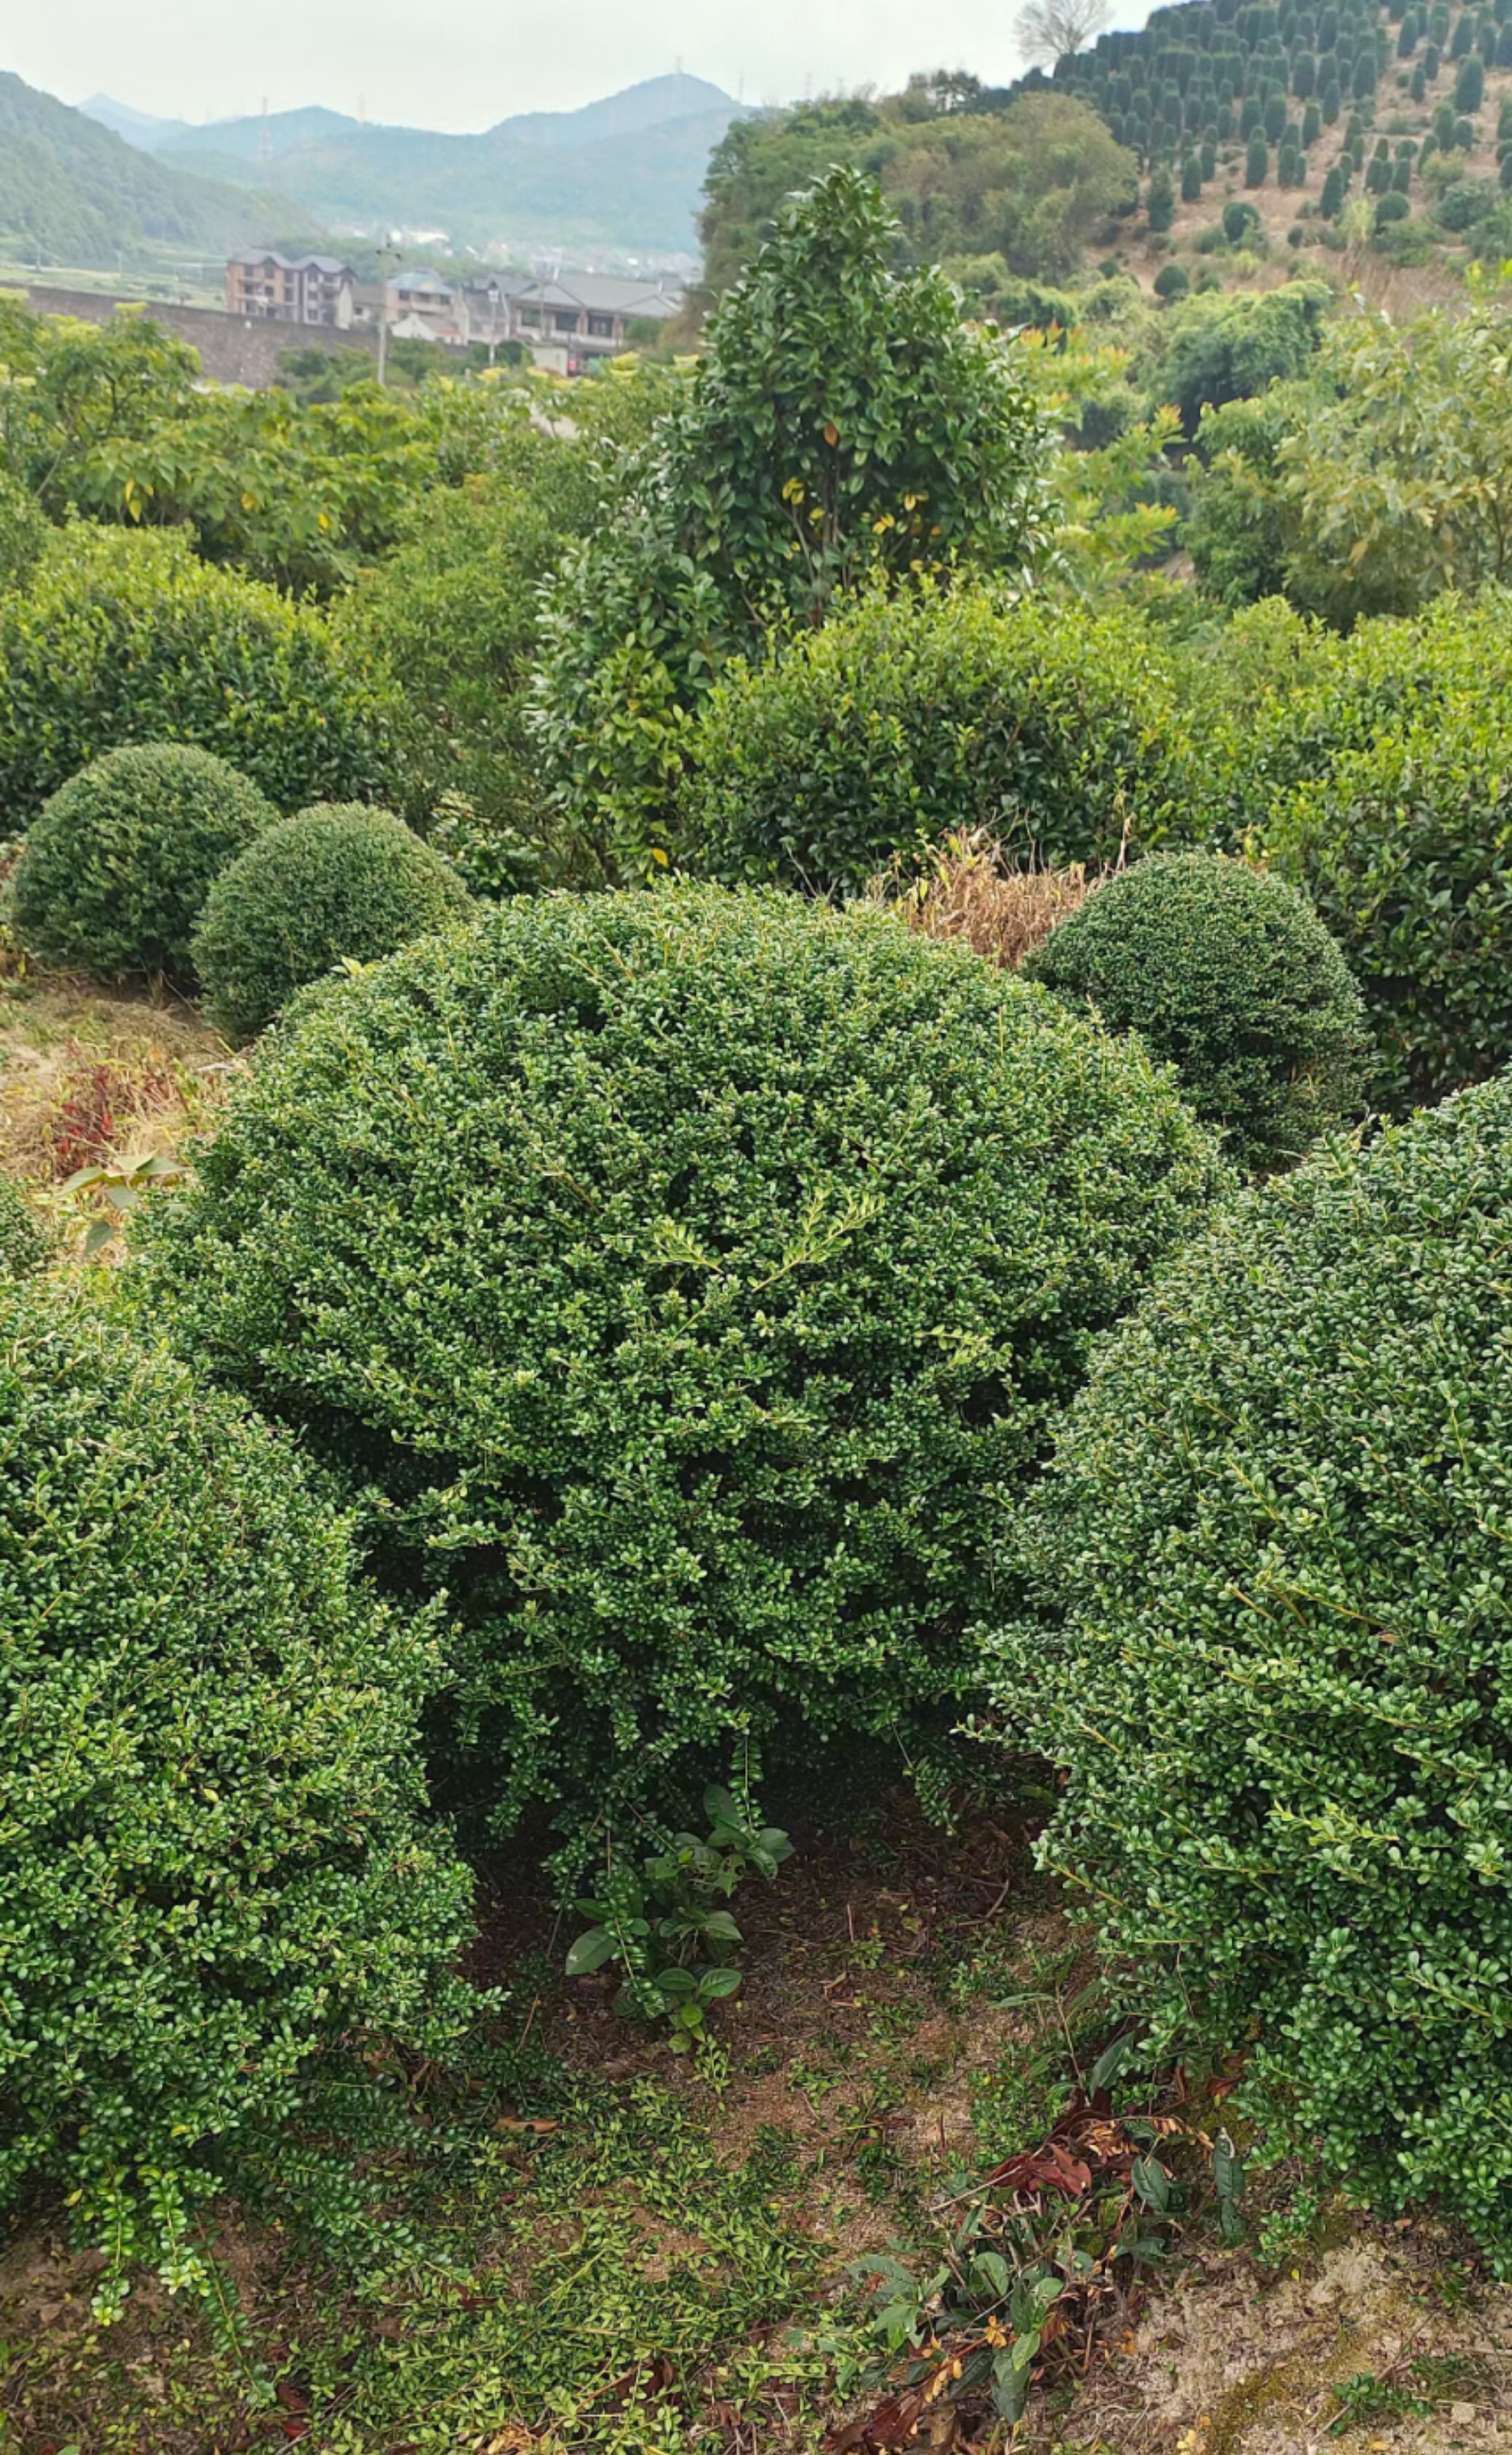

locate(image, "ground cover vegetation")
(10, 42), (1512, 2432)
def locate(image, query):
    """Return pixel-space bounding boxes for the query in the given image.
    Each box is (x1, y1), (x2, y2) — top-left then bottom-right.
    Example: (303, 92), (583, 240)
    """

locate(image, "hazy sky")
(24, 0), (1154, 131)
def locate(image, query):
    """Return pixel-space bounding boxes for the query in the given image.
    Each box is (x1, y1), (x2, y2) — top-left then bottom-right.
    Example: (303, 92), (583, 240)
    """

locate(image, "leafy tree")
(336, 374), (674, 876)
(1147, 166), (1176, 230)
(1246, 134), (1271, 182)
(1278, 291), (1512, 620)
(530, 169), (1051, 879)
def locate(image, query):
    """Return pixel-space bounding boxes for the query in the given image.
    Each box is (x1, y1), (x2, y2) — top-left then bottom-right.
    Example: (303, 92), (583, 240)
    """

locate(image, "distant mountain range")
(0, 72), (308, 268)
(80, 74), (747, 258)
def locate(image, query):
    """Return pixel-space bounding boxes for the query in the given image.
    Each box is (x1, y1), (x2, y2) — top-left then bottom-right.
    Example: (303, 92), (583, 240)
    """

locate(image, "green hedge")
(192, 801), (474, 1040)
(681, 587), (1196, 892)
(0, 1174), (48, 1279)
(1025, 852), (1368, 1170)
(0, 525), (399, 828)
(140, 885), (1226, 1846)
(992, 1076), (1512, 2267)
(12, 744), (277, 984)
(0, 1276), (476, 2308)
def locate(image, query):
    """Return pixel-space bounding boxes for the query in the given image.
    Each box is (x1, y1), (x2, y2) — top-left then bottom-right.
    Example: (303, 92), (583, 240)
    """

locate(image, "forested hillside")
(701, 0), (1512, 300)
(97, 74), (748, 258)
(0, 72), (306, 268)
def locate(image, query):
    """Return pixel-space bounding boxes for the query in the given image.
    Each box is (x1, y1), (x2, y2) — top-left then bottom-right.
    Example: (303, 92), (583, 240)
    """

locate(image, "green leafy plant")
(993, 1074), (1512, 2270)
(0, 524), (399, 828)
(531, 167), (1052, 877)
(139, 884), (1225, 1854)
(1025, 851), (1369, 1171)
(190, 801), (474, 1040)
(0, 1273), (478, 2317)
(12, 743), (277, 984)
(684, 583), (1195, 890)
(566, 1786), (794, 2050)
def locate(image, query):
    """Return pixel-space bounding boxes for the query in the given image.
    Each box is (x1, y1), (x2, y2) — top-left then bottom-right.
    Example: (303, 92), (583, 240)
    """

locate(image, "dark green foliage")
(1322, 161), (1346, 211)
(681, 587), (1195, 889)
(191, 802), (474, 1041)
(140, 885), (1225, 1845)
(12, 744), (277, 984)
(0, 1273), (476, 2305)
(1246, 134), (1271, 181)
(1181, 153), (1203, 201)
(1154, 260), (1192, 296)
(1154, 282), (1330, 433)
(0, 471), (45, 598)
(0, 526), (397, 829)
(1223, 196), (1262, 240)
(1457, 48), (1486, 101)
(1268, 720), (1512, 1106)
(1375, 187), (1411, 222)
(0, 1175), (48, 1279)
(993, 1076), (1512, 2269)
(1148, 166), (1177, 228)
(1024, 852), (1368, 1170)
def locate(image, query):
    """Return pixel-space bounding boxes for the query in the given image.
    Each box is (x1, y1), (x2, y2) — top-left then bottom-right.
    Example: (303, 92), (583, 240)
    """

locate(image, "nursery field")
(11, 52), (1512, 2455)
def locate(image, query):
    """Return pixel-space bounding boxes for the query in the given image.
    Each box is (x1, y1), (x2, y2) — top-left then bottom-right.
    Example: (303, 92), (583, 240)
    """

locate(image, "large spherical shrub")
(0, 525), (399, 828)
(992, 1076), (1512, 2265)
(141, 885), (1227, 1841)
(681, 587), (1196, 892)
(1024, 852), (1369, 1170)
(0, 1276), (475, 2304)
(0, 1175), (48, 1279)
(192, 802), (475, 1040)
(12, 744), (277, 983)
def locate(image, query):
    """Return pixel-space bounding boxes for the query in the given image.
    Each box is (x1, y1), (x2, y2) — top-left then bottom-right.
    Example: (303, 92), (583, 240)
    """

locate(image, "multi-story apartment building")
(225, 254), (359, 329)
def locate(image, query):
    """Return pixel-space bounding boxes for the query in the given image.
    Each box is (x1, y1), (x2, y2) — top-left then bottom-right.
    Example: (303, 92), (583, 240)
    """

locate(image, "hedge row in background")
(683, 586), (1195, 892)
(141, 885), (1227, 1850)
(193, 802), (474, 1040)
(995, 1076), (1512, 2269)
(0, 525), (398, 829)
(1206, 596), (1512, 1112)
(0, 1173), (48, 1279)
(0, 1276), (477, 2308)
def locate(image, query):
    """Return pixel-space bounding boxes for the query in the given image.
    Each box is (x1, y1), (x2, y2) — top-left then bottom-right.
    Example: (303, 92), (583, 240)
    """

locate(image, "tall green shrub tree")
(529, 169), (1051, 881)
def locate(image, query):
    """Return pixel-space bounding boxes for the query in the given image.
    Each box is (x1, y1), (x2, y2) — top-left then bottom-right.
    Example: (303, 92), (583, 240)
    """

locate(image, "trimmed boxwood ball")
(0, 1174), (48, 1279)
(992, 1075), (1512, 2266)
(0, 1276), (476, 2308)
(141, 885), (1227, 1845)
(680, 585), (1196, 892)
(12, 744), (277, 984)
(1024, 852), (1370, 1170)
(192, 801), (475, 1040)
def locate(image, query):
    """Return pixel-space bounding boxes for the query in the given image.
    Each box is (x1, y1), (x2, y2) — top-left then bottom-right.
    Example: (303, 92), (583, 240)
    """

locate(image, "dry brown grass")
(880, 828), (1104, 971)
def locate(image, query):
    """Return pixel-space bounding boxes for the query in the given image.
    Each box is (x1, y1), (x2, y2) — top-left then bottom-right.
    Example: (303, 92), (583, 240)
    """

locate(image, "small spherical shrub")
(141, 885), (1227, 1842)
(12, 744), (277, 983)
(0, 1276), (475, 2305)
(192, 802), (475, 1039)
(681, 586), (1197, 893)
(0, 1173), (48, 1279)
(992, 1075), (1512, 2267)
(1024, 852), (1369, 1169)
(0, 525), (399, 828)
